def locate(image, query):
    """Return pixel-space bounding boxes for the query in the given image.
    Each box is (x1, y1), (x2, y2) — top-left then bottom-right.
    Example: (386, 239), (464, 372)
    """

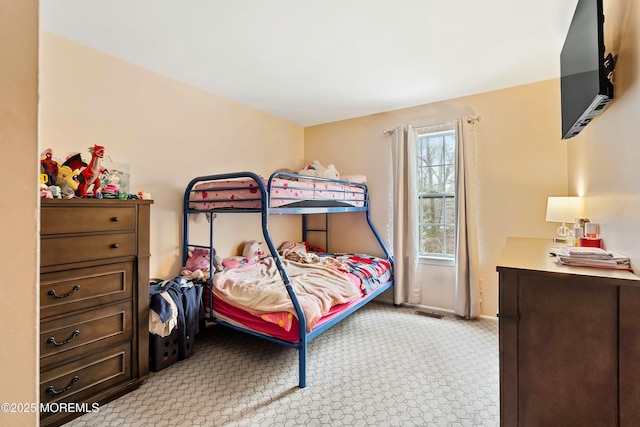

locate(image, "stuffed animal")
(298, 160), (339, 180)
(221, 256), (251, 270)
(180, 247), (223, 280)
(242, 240), (265, 262)
(222, 241), (266, 270)
(56, 165), (80, 199)
(47, 185), (62, 199)
(212, 249), (224, 272)
(76, 144), (105, 198)
(39, 174), (52, 198)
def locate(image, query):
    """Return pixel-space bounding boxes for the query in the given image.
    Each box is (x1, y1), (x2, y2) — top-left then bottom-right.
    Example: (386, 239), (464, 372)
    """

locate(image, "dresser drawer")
(41, 233), (136, 266)
(40, 342), (132, 406)
(41, 300), (132, 364)
(41, 206), (136, 235)
(41, 262), (133, 319)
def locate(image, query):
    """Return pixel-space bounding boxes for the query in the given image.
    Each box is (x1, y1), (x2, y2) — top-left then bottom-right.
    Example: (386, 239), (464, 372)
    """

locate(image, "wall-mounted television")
(560, 0), (614, 139)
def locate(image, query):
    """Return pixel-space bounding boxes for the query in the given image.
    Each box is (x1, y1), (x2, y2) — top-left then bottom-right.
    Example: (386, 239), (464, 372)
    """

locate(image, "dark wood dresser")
(40, 199), (152, 427)
(497, 237), (640, 427)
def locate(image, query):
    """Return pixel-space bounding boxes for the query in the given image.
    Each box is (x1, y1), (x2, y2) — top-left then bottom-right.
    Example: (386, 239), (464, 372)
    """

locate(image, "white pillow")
(340, 174), (367, 184)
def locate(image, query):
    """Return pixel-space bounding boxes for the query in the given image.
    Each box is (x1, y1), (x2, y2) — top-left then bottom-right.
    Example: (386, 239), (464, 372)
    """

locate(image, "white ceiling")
(40, 0), (579, 127)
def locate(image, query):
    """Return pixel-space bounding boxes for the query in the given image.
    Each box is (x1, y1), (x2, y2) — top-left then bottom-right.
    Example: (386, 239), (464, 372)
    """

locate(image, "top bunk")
(184, 171), (370, 215)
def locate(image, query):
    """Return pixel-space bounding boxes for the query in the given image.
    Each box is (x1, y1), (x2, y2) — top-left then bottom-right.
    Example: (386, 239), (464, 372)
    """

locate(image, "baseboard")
(394, 302), (498, 321)
(398, 302), (454, 315)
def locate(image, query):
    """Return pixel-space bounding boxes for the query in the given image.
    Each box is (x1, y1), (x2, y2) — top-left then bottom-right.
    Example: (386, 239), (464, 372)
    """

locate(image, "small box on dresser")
(40, 198), (152, 427)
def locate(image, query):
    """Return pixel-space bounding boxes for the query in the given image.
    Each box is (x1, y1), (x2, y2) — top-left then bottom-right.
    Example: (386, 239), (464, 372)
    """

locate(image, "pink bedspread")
(212, 258), (361, 332)
(189, 177), (365, 209)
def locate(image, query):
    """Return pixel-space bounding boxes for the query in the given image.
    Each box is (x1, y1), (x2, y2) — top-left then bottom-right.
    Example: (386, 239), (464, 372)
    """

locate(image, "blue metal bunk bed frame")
(182, 171), (394, 388)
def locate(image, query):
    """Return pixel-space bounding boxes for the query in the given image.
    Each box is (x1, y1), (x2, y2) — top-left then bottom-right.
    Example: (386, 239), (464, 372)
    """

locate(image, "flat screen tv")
(560, 0), (613, 139)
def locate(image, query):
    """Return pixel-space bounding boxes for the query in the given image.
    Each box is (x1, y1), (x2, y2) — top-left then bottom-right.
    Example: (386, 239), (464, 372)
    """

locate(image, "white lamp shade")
(546, 196), (582, 223)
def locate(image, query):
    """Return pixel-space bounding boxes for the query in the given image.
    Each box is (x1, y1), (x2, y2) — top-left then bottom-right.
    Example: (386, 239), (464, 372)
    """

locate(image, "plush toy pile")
(298, 160), (339, 180)
(221, 240), (266, 270)
(39, 145), (140, 200)
(180, 248), (223, 281)
(180, 241), (267, 279)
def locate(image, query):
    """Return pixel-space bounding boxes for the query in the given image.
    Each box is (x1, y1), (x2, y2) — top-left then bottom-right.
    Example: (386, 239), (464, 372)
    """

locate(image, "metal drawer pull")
(46, 376), (79, 395)
(47, 330), (80, 346)
(110, 217), (119, 222)
(110, 243), (120, 249)
(48, 285), (80, 299)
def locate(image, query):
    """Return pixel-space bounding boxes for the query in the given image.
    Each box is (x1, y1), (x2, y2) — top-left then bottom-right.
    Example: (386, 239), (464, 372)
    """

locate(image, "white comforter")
(213, 257), (360, 331)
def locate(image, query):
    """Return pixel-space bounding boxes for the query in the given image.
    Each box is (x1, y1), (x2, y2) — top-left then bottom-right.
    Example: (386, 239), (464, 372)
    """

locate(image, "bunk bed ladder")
(302, 213), (329, 251)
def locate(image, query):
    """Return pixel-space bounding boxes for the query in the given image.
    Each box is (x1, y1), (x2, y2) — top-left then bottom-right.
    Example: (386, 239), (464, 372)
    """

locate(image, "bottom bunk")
(195, 246), (393, 388)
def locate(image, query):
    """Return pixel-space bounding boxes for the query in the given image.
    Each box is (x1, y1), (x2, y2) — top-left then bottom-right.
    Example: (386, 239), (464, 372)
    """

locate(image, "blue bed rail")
(182, 171), (393, 388)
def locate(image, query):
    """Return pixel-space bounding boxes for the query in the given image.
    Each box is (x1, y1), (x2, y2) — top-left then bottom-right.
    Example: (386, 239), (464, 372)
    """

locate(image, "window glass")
(417, 128), (456, 258)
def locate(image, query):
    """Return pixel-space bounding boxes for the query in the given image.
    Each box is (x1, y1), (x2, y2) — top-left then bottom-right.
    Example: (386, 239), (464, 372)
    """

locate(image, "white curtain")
(454, 118), (481, 318)
(390, 126), (420, 304)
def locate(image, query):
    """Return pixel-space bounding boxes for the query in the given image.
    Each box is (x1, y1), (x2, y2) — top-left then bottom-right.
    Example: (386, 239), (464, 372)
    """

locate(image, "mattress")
(188, 176), (366, 210)
(203, 253), (392, 342)
(206, 289), (366, 343)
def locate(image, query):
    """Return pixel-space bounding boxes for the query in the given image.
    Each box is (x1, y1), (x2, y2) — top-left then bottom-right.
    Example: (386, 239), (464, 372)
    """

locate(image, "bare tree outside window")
(416, 129), (456, 257)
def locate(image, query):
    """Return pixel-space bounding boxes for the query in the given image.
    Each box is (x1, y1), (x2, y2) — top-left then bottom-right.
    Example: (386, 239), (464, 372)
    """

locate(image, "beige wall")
(39, 33), (306, 277)
(567, 0), (640, 268)
(305, 80), (569, 317)
(0, 1), (39, 426)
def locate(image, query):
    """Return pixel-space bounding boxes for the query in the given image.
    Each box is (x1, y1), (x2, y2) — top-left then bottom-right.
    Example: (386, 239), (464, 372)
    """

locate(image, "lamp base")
(554, 222), (573, 244)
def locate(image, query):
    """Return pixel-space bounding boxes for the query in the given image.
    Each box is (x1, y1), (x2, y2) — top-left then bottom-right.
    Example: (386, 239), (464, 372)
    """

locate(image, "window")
(416, 127), (456, 258)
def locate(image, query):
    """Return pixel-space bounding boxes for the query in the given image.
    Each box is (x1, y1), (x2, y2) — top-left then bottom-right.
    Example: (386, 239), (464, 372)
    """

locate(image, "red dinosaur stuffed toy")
(76, 144), (105, 197)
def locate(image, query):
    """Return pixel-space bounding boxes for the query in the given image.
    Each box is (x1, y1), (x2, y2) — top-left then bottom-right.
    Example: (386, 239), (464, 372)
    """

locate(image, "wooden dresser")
(497, 237), (640, 427)
(40, 199), (152, 427)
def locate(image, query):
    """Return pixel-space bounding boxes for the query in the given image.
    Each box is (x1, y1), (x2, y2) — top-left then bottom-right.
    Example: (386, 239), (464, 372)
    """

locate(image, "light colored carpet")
(66, 302), (499, 426)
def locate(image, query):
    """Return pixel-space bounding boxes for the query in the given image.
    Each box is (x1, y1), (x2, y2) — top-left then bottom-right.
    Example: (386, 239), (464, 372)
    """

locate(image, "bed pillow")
(340, 174), (367, 183)
(222, 256), (252, 270)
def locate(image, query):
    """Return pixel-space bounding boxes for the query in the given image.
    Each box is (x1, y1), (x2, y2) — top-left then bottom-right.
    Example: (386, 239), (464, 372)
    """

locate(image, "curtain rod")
(383, 115), (481, 135)
(466, 115), (482, 124)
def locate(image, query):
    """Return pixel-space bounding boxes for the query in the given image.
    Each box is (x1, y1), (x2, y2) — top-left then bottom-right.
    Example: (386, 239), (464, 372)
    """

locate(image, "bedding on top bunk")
(188, 176), (366, 210)
(205, 252), (391, 338)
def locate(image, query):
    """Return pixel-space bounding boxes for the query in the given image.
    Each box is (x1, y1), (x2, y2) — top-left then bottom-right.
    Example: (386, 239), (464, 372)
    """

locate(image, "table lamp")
(546, 196), (582, 242)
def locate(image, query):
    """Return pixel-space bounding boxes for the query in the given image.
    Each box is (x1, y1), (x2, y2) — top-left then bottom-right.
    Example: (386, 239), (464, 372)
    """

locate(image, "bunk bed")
(182, 171), (394, 388)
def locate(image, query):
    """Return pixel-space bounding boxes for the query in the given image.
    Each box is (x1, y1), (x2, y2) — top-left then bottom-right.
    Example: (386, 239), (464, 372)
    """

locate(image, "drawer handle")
(111, 216), (120, 222)
(110, 243), (120, 249)
(47, 330), (80, 347)
(47, 285), (80, 299)
(46, 376), (79, 395)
